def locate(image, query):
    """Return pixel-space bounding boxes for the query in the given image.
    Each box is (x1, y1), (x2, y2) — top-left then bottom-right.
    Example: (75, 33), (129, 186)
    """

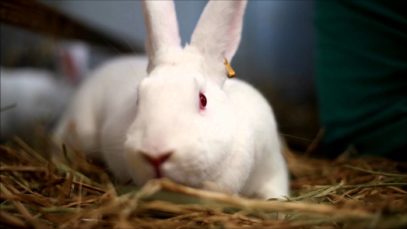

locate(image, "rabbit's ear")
(142, 0), (181, 72)
(191, 0), (247, 63)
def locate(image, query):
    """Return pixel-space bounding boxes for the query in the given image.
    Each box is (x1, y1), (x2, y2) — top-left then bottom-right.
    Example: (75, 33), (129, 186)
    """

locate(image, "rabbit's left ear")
(142, 0), (181, 72)
(190, 0), (247, 63)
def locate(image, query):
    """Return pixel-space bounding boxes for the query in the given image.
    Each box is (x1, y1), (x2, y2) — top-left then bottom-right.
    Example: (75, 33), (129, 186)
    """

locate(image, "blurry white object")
(0, 68), (69, 137)
(0, 41), (89, 139)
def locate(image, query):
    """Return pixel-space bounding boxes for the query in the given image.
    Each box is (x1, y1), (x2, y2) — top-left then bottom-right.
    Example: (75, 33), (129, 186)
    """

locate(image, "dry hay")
(0, 138), (406, 229)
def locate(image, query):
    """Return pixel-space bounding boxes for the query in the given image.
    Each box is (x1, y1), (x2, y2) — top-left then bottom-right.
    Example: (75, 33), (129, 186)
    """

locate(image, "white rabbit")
(54, 0), (289, 199)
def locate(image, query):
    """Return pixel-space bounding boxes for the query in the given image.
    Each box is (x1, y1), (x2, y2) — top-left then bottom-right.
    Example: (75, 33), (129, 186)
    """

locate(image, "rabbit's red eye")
(199, 92), (207, 109)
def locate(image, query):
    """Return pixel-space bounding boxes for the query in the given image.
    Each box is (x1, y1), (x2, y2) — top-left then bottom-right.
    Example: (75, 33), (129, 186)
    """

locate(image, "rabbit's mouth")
(152, 166), (164, 178)
(140, 152), (173, 179)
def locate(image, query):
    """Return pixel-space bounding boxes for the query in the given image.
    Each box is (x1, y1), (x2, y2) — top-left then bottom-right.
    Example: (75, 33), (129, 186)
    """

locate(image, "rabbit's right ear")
(190, 0), (247, 64)
(142, 0), (181, 72)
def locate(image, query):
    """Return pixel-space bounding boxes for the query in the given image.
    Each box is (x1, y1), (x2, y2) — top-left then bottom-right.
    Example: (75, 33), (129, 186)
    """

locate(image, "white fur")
(54, 55), (147, 177)
(142, 1), (181, 72)
(54, 0), (289, 199)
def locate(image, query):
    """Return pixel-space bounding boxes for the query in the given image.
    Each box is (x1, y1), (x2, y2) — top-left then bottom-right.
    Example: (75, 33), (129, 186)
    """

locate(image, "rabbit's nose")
(141, 152), (173, 178)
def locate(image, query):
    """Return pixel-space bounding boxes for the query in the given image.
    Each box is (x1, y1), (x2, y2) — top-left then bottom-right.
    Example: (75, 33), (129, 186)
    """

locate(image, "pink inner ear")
(61, 50), (79, 85)
(225, 8), (244, 62)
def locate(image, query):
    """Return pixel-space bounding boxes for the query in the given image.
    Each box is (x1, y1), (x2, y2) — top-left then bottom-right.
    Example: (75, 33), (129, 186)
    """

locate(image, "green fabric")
(315, 0), (407, 157)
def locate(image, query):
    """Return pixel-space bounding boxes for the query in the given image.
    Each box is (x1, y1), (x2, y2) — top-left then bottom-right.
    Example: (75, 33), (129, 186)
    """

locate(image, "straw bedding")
(1, 138), (406, 229)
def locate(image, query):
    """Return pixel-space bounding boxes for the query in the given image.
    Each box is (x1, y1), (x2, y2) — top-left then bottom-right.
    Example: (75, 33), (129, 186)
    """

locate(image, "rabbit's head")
(124, 0), (248, 187)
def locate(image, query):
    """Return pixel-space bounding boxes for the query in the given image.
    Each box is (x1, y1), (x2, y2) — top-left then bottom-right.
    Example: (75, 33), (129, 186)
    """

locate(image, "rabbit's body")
(54, 56), (147, 167)
(198, 73), (288, 198)
(223, 79), (288, 198)
(55, 0), (289, 199)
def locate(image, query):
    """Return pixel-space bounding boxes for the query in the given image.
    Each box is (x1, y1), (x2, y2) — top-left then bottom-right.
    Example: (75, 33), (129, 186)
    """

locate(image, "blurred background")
(1, 0), (318, 151)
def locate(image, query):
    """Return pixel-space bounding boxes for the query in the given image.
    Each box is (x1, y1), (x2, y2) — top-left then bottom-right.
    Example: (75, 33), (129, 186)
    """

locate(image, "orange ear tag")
(224, 58), (236, 78)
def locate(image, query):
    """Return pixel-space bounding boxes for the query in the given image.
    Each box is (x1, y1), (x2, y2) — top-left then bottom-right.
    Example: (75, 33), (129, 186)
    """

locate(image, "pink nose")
(141, 152), (173, 178)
